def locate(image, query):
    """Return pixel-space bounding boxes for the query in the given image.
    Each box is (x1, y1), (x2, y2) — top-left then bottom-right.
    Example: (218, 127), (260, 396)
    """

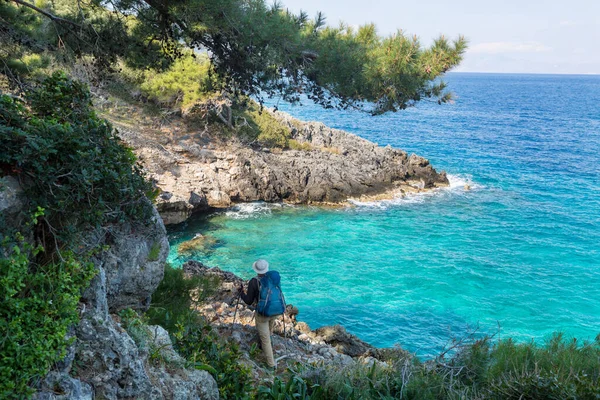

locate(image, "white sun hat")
(252, 259), (269, 274)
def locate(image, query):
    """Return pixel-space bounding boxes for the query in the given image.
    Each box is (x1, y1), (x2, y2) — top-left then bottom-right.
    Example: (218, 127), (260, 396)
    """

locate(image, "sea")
(166, 73), (600, 357)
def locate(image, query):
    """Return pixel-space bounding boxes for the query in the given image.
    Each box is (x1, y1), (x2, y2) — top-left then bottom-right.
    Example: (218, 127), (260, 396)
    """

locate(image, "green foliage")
(232, 102), (291, 148)
(255, 375), (322, 399)
(0, 72), (156, 245)
(119, 308), (149, 348)
(0, 72), (156, 397)
(173, 321), (253, 400)
(288, 140), (313, 151)
(2, 0), (465, 114)
(266, 334), (600, 400)
(146, 264), (251, 398)
(140, 54), (216, 109)
(254, 110), (291, 148)
(484, 335), (600, 399)
(146, 263), (219, 332)
(147, 241), (161, 262)
(0, 1), (54, 85)
(0, 219), (95, 398)
(3, 53), (52, 78)
(303, 362), (402, 400)
(147, 265), (250, 399)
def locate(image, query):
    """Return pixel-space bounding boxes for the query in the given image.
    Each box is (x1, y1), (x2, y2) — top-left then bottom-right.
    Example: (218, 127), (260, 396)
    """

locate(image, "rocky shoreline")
(117, 109), (449, 225)
(182, 261), (409, 376)
(3, 105), (443, 398)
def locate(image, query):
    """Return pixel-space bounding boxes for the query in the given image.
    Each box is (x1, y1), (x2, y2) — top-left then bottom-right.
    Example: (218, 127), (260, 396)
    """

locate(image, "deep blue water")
(167, 73), (600, 356)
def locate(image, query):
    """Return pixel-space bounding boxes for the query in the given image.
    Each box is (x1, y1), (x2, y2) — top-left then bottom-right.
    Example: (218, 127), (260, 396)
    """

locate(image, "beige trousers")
(255, 313), (278, 367)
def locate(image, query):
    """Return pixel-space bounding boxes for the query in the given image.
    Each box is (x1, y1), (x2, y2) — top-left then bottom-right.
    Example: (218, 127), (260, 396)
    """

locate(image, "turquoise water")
(167, 73), (600, 356)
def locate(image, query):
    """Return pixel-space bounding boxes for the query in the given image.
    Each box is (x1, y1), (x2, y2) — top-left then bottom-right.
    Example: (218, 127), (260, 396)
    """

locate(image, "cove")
(167, 73), (600, 356)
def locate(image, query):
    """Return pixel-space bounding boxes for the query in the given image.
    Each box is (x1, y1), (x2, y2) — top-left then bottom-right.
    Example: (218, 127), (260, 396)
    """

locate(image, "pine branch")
(8, 0), (82, 28)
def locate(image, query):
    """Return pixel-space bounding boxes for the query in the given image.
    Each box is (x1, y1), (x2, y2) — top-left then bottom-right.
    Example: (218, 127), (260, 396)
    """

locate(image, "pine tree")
(1, 0), (467, 114)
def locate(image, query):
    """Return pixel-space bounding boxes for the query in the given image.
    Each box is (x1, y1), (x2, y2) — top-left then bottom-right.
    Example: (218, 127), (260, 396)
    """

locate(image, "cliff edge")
(113, 108), (448, 225)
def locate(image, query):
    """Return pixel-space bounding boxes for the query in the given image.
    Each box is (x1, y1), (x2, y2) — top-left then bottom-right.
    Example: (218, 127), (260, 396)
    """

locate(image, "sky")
(280, 0), (600, 75)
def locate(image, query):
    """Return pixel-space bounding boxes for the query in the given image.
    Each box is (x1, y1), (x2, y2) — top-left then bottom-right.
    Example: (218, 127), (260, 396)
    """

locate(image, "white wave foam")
(348, 174), (484, 209)
(224, 202), (286, 219)
(446, 174), (483, 191)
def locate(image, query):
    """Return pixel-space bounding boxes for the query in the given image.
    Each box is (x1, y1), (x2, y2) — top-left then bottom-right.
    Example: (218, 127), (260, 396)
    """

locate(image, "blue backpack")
(257, 271), (286, 317)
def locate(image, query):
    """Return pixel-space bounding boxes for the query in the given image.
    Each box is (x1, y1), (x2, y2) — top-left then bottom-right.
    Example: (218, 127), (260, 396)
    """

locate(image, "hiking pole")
(231, 287), (241, 332)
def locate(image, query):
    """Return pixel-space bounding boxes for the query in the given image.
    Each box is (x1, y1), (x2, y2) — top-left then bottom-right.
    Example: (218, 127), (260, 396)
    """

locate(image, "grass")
(288, 139), (313, 151)
(148, 241), (161, 261)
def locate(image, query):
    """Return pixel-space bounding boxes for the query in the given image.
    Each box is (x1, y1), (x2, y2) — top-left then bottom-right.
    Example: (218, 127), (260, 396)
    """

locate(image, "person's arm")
(239, 277), (259, 305)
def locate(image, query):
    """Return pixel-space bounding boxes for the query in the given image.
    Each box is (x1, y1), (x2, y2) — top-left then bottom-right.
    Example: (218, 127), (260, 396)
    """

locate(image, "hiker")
(237, 259), (285, 369)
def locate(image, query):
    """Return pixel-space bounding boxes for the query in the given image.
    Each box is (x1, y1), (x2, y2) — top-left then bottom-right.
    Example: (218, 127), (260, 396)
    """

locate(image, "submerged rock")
(178, 234), (218, 256)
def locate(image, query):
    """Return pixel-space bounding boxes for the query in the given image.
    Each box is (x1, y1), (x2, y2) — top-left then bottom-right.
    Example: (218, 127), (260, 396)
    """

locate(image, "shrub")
(118, 308), (150, 348)
(146, 263), (219, 332)
(253, 109), (290, 148)
(146, 264), (251, 398)
(288, 139), (312, 151)
(173, 321), (253, 399)
(269, 333), (600, 400)
(484, 335), (600, 399)
(255, 375), (322, 399)
(148, 241), (161, 261)
(233, 102), (291, 148)
(0, 218), (95, 398)
(140, 54), (216, 109)
(0, 72), (155, 397)
(0, 72), (156, 244)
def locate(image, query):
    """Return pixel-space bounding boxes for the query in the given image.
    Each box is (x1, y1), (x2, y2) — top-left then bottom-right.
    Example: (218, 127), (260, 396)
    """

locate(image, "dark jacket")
(240, 276), (260, 306)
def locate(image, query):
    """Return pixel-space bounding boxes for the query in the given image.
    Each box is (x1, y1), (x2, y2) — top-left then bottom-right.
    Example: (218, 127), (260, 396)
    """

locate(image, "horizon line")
(450, 71), (600, 76)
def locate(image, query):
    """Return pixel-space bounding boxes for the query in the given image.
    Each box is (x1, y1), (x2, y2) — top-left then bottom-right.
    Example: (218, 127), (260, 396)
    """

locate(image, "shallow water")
(167, 73), (600, 356)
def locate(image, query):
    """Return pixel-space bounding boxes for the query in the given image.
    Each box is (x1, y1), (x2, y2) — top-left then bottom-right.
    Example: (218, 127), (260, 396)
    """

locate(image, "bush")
(0, 217), (95, 398)
(267, 334), (600, 400)
(485, 335), (600, 399)
(255, 375), (322, 399)
(146, 264), (251, 399)
(0, 72), (156, 244)
(146, 263), (219, 332)
(288, 139), (312, 151)
(140, 54), (216, 109)
(173, 321), (253, 399)
(0, 72), (155, 397)
(233, 102), (291, 148)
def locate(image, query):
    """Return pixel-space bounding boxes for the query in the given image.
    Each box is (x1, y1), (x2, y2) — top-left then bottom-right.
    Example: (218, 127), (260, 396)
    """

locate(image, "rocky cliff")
(0, 177), (218, 400)
(117, 110), (448, 225)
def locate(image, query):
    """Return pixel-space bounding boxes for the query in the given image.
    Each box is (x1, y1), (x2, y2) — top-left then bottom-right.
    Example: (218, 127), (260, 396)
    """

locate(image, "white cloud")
(468, 42), (553, 54)
(558, 20), (577, 27)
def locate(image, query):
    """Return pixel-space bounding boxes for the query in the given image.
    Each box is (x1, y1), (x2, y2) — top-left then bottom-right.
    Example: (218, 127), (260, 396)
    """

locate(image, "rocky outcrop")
(314, 325), (374, 357)
(32, 207), (219, 400)
(90, 206), (169, 312)
(118, 110), (448, 224)
(0, 178), (219, 400)
(183, 261), (403, 372)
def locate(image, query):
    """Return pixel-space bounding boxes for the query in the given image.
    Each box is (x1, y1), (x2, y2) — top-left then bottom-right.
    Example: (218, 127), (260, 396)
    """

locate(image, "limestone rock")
(0, 176), (26, 234)
(118, 110), (449, 224)
(34, 203), (220, 399)
(91, 205), (169, 312)
(33, 372), (93, 400)
(314, 325), (374, 357)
